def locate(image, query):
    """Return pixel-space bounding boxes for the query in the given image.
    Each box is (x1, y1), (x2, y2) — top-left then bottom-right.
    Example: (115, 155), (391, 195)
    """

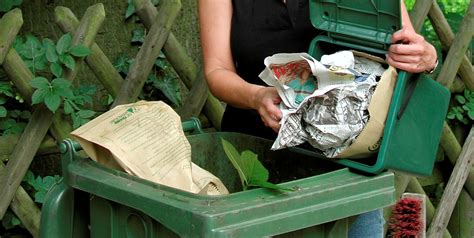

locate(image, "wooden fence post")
(427, 127), (474, 238)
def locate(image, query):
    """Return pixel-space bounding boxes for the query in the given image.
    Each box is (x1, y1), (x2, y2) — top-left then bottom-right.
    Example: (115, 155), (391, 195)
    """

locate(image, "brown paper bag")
(336, 66), (398, 158)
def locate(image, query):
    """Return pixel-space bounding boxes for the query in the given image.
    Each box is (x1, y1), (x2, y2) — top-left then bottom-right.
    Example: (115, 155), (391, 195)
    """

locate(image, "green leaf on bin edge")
(221, 138), (247, 188)
(69, 45), (91, 57)
(221, 138), (292, 192)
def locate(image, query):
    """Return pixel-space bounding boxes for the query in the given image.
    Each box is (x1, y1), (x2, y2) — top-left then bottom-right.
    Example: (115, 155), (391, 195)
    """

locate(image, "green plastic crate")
(40, 119), (395, 237)
(303, 0), (450, 176)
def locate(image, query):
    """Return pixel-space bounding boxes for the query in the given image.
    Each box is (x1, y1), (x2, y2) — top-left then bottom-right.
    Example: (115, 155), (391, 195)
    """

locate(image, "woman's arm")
(386, 1), (438, 73)
(198, 0), (282, 131)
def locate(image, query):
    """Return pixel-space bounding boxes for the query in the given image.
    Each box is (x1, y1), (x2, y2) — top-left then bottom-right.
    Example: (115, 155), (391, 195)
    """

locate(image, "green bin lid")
(309, 0), (401, 50)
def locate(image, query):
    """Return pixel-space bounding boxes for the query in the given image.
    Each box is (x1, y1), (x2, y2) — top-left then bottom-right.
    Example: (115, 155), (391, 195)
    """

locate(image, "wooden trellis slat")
(0, 9), (22, 64)
(112, 0), (181, 107)
(427, 127), (474, 238)
(436, 1), (474, 90)
(0, 164), (41, 237)
(55, 7), (122, 98)
(428, 3), (474, 91)
(133, 0), (224, 128)
(0, 3), (106, 219)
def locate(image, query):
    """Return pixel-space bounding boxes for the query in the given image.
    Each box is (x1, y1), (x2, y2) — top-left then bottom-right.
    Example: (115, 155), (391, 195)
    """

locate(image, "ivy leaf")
(69, 45), (91, 57)
(113, 53), (132, 74)
(43, 38), (58, 63)
(59, 54), (75, 70)
(125, 0), (135, 19)
(50, 61), (63, 78)
(44, 91), (61, 112)
(131, 28), (146, 44)
(56, 33), (72, 55)
(150, 74), (181, 106)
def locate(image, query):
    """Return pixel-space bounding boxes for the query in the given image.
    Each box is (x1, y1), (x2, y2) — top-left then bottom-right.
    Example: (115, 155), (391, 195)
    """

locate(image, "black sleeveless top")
(223, 0), (320, 139)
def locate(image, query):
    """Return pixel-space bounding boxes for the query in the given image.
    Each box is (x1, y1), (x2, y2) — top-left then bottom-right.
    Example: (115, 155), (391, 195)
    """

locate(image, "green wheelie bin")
(40, 118), (395, 237)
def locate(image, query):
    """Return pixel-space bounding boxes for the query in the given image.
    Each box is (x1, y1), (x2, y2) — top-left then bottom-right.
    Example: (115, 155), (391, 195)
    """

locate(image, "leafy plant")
(0, 0), (22, 13)
(113, 53), (182, 107)
(30, 77), (73, 112)
(447, 89), (474, 125)
(1, 210), (21, 230)
(22, 170), (62, 204)
(221, 138), (292, 191)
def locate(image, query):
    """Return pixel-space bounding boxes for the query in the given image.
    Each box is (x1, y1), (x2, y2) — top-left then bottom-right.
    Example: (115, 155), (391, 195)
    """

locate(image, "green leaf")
(44, 92), (61, 112)
(56, 33), (72, 55)
(21, 35), (44, 60)
(77, 110), (95, 119)
(69, 45), (91, 57)
(455, 95), (466, 104)
(43, 38), (58, 62)
(125, 0), (135, 19)
(34, 54), (49, 71)
(151, 74), (181, 106)
(63, 100), (73, 114)
(0, 82), (14, 97)
(34, 191), (47, 203)
(50, 61), (63, 78)
(468, 110), (474, 120)
(0, 0), (13, 12)
(221, 138), (291, 192)
(12, 0), (22, 6)
(30, 77), (50, 89)
(113, 53), (132, 74)
(52, 78), (74, 99)
(0, 106), (7, 117)
(31, 88), (47, 105)
(221, 138), (248, 188)
(60, 54), (75, 70)
(131, 28), (146, 43)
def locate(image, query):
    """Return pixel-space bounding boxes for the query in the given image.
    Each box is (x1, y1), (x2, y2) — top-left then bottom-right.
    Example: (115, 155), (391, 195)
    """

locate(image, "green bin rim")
(309, 0), (401, 49)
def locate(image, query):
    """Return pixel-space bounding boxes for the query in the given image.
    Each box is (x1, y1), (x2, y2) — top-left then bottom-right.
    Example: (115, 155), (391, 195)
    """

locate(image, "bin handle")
(397, 74), (420, 120)
(182, 117), (204, 134)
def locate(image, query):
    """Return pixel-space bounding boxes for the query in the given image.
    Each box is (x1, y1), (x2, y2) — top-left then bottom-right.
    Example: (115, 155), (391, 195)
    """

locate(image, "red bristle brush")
(388, 193), (426, 238)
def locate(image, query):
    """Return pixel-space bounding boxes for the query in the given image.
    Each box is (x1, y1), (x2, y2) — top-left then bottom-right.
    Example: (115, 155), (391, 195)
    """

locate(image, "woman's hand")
(386, 27), (438, 73)
(253, 87), (282, 132)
